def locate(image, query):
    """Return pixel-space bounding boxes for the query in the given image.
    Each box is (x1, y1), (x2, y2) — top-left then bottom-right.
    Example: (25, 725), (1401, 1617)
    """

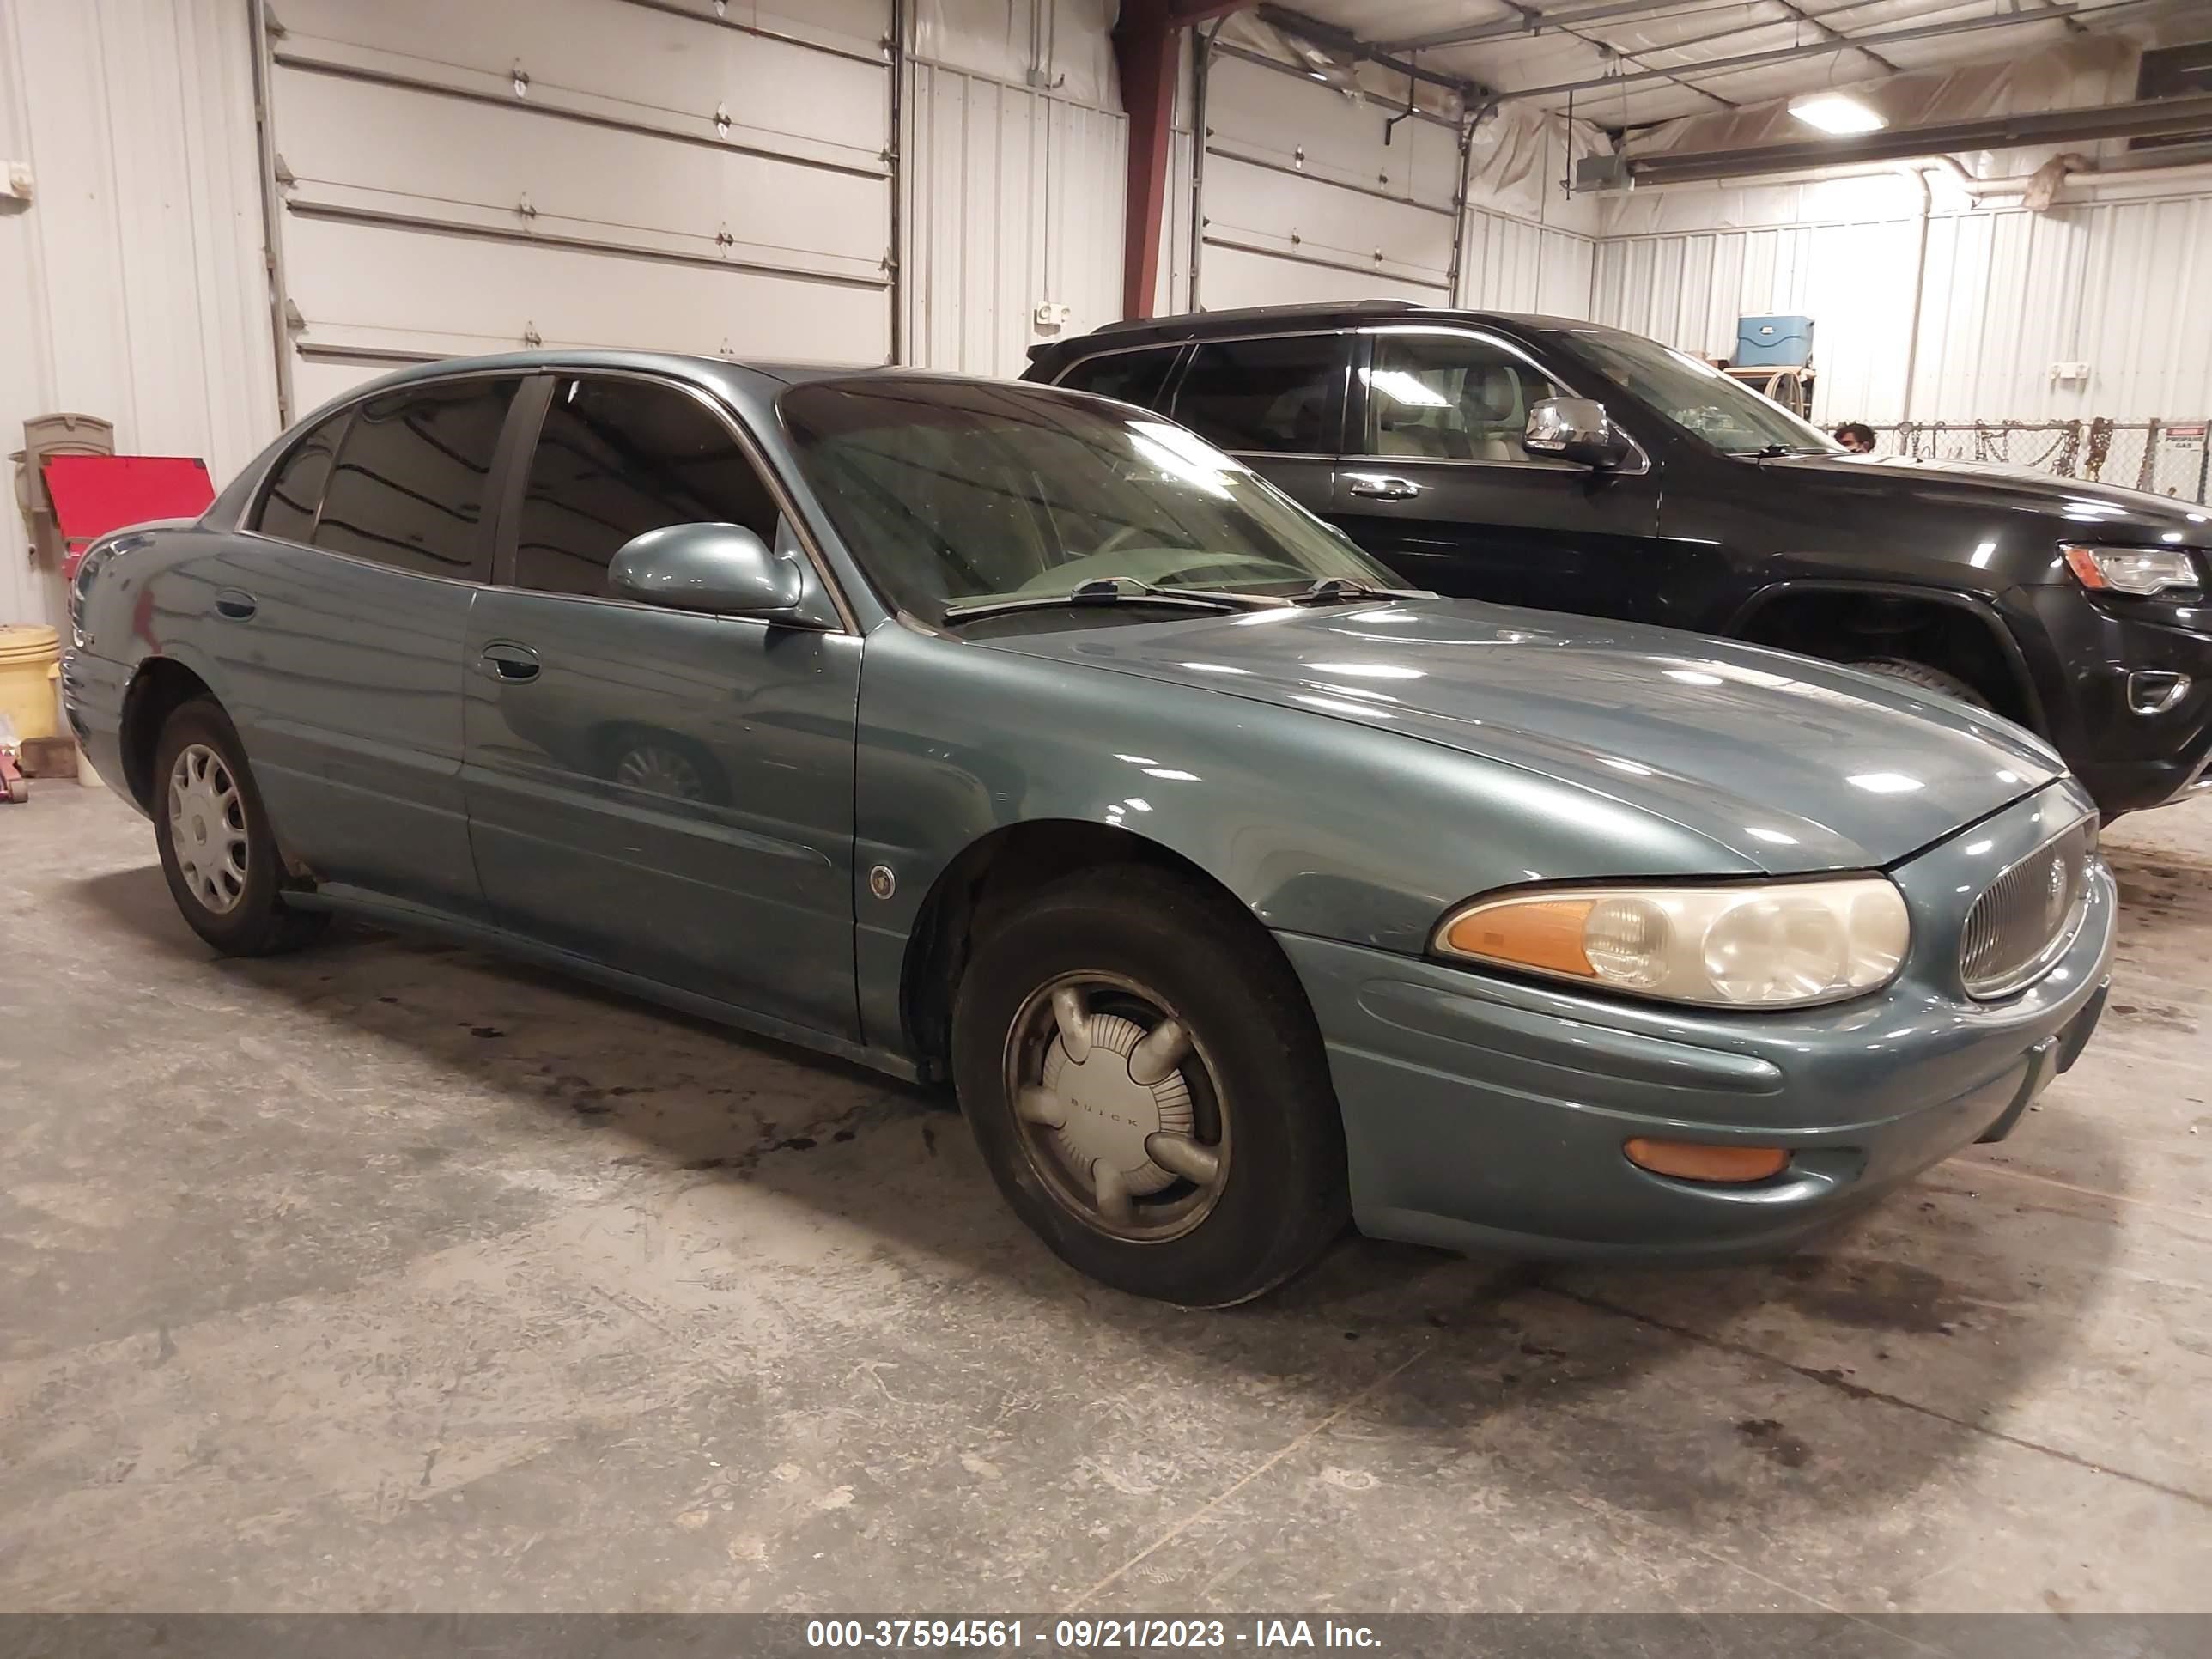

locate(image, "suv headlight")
(2061, 543), (2202, 597)
(1432, 877), (1911, 1008)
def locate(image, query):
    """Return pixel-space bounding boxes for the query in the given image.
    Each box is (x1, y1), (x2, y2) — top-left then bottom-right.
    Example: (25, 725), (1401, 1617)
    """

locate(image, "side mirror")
(609, 522), (805, 617)
(1525, 397), (1632, 470)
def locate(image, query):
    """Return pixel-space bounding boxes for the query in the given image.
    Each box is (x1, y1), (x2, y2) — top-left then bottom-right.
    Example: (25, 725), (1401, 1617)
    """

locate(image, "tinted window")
(313, 379), (519, 576)
(1057, 347), (1179, 410)
(1363, 333), (1566, 463)
(514, 376), (780, 599)
(253, 409), (348, 542)
(1172, 335), (1344, 454)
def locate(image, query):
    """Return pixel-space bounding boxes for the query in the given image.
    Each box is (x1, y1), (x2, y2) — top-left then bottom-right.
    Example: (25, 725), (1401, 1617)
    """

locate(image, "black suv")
(1026, 300), (2212, 816)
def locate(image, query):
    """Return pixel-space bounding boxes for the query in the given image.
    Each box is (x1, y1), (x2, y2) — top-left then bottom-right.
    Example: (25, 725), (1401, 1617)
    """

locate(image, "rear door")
(1329, 327), (1664, 618)
(216, 375), (519, 913)
(461, 372), (861, 1039)
(1164, 332), (1348, 516)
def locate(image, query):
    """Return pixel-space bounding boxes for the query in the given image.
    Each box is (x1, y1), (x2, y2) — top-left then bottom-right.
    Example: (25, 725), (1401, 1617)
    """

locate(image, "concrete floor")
(3, 782), (2209, 1614)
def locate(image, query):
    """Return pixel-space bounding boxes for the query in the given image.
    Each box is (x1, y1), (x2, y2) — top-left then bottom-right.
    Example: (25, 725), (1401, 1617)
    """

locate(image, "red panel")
(43, 454), (215, 544)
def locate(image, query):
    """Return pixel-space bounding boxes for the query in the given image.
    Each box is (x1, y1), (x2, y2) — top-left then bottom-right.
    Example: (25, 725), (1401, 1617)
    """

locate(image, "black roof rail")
(1027, 299), (1434, 364)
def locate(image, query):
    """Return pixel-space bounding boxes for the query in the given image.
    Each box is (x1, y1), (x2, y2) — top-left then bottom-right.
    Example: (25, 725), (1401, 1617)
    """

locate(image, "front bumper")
(1282, 782), (2116, 1259)
(2017, 585), (2212, 813)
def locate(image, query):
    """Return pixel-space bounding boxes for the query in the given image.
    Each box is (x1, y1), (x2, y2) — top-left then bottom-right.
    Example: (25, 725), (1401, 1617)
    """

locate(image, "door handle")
(212, 589), (258, 621)
(1346, 473), (1421, 501)
(478, 643), (540, 684)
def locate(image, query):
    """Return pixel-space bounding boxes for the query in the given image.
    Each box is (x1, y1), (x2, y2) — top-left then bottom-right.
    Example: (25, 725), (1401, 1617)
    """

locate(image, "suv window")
(1171, 335), (1345, 454)
(253, 409), (349, 543)
(313, 378), (519, 577)
(1362, 332), (1566, 463)
(1056, 347), (1180, 409)
(514, 375), (781, 599)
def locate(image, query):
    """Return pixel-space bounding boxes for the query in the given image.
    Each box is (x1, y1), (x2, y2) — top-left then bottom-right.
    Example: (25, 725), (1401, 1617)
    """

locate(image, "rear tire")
(951, 866), (1348, 1306)
(1850, 657), (1990, 710)
(152, 698), (326, 957)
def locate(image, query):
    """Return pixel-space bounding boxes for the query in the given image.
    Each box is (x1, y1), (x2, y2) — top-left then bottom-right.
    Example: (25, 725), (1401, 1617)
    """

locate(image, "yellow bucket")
(0, 623), (63, 744)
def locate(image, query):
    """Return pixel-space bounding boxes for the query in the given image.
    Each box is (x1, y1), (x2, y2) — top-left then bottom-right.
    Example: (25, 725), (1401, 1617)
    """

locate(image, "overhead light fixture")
(1790, 93), (1887, 136)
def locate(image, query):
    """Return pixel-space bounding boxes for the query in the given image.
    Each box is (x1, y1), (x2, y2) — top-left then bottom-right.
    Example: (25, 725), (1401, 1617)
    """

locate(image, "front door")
(213, 376), (520, 914)
(1329, 328), (1668, 623)
(460, 373), (861, 1039)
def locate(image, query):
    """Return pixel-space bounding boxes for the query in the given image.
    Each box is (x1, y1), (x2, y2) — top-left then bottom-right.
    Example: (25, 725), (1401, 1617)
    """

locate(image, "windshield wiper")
(1750, 444), (1832, 458)
(1291, 576), (1431, 606)
(939, 576), (1275, 626)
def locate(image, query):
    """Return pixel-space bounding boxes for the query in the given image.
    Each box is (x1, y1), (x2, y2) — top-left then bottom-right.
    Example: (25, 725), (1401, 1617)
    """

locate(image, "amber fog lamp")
(1624, 1139), (1789, 1183)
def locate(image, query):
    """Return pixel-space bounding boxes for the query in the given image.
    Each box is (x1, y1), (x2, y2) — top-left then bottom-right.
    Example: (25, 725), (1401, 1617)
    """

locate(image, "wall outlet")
(1033, 301), (1071, 331)
(2051, 361), (2091, 382)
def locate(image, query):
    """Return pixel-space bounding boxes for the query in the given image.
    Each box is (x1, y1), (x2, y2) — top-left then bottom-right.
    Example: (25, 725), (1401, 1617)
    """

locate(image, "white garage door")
(264, 0), (894, 412)
(1196, 54), (1459, 312)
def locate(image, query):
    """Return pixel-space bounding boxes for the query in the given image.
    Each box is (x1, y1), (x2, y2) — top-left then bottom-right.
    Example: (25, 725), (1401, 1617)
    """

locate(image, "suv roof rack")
(1087, 298), (1429, 338)
(1028, 299), (1433, 364)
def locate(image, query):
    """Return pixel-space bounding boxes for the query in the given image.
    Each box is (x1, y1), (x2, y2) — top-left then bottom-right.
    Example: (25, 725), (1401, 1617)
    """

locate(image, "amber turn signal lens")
(1623, 1139), (1789, 1183)
(1439, 897), (1595, 977)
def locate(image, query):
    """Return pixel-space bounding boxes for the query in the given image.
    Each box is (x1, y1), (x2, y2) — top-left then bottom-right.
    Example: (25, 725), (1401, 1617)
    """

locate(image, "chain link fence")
(1862, 419), (2212, 504)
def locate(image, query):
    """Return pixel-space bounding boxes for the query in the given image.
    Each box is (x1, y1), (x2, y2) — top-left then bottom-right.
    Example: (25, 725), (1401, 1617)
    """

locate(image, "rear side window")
(1056, 347), (1179, 410)
(252, 410), (349, 542)
(513, 376), (781, 599)
(313, 379), (519, 578)
(1172, 335), (1346, 454)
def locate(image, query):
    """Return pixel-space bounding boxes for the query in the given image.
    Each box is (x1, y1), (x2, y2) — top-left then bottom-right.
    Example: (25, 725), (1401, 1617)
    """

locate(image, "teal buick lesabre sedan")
(64, 353), (2114, 1305)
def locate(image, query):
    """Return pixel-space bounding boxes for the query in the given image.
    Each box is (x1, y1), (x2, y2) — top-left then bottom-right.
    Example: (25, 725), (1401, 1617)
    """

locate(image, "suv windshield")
(1562, 327), (1840, 457)
(779, 378), (1397, 620)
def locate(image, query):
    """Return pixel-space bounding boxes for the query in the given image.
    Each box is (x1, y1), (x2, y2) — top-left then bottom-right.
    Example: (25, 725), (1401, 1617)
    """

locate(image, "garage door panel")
(284, 216), (890, 366)
(1206, 56), (1459, 211)
(274, 69), (887, 280)
(276, 0), (890, 175)
(1203, 154), (1452, 291)
(1200, 244), (1445, 311)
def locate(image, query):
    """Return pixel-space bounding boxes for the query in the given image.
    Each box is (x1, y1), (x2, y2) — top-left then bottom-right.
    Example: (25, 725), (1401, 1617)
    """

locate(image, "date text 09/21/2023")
(804, 1620), (1383, 1650)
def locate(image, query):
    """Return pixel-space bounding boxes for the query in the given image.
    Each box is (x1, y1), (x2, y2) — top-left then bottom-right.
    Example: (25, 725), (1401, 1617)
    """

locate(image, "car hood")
(1765, 452), (2212, 543)
(975, 599), (2063, 873)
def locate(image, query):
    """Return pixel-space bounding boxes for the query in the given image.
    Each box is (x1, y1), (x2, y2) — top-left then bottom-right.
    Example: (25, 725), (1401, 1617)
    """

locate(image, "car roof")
(1026, 301), (1607, 368)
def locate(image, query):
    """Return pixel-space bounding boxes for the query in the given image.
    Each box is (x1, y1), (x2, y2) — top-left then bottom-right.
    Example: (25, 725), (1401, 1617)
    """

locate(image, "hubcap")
(167, 744), (250, 915)
(614, 743), (706, 802)
(1004, 973), (1229, 1243)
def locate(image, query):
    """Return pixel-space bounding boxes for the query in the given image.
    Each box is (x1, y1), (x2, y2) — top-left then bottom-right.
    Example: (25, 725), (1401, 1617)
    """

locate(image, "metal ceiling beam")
(1490, 0), (1738, 112)
(1379, 0), (1757, 54)
(1771, 0), (1899, 77)
(1622, 88), (2212, 181)
(1253, 3), (1493, 98)
(1486, 0), (2175, 103)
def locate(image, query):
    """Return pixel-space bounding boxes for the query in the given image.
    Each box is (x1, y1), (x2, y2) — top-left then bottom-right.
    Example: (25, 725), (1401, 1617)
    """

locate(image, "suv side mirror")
(1526, 398), (1632, 470)
(609, 522), (805, 617)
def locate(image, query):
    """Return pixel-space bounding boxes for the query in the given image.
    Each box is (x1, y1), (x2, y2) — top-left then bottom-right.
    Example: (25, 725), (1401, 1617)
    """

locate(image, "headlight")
(2061, 543), (2201, 597)
(1432, 878), (1911, 1008)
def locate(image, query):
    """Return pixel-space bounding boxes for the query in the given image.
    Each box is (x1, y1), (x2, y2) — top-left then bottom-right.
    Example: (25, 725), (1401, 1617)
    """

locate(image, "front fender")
(850, 622), (1759, 1058)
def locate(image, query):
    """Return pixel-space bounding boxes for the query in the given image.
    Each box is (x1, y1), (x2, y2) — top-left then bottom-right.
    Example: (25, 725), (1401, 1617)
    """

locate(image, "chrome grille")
(1959, 817), (2098, 1000)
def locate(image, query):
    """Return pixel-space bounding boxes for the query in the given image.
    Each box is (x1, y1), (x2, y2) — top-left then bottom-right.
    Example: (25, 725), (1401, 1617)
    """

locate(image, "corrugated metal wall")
(902, 61), (1127, 377)
(1459, 209), (1595, 317)
(0, 0), (278, 630)
(1592, 185), (2212, 425)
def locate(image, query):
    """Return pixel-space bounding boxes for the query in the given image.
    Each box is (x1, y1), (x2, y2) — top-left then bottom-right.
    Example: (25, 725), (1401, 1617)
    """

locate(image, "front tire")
(951, 866), (1348, 1306)
(152, 698), (326, 956)
(1850, 657), (1990, 709)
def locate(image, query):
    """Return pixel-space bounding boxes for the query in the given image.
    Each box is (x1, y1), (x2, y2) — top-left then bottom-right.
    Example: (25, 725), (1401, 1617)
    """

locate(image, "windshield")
(778, 378), (1398, 620)
(1563, 328), (1840, 456)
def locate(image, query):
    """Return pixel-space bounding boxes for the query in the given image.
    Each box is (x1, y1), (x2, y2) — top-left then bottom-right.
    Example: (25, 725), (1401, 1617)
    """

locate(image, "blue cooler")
(1735, 314), (1814, 367)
